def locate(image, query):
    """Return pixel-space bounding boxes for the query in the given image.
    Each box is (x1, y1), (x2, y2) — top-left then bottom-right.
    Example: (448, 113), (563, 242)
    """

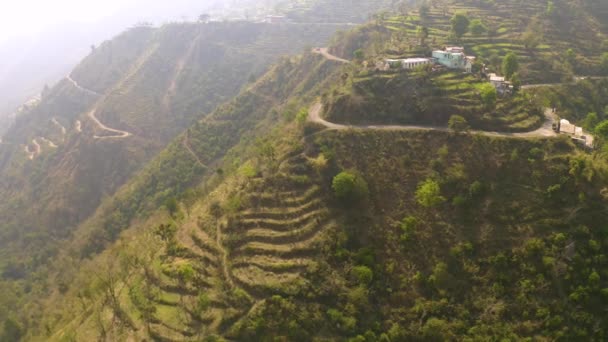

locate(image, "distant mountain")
(3, 0), (607, 341)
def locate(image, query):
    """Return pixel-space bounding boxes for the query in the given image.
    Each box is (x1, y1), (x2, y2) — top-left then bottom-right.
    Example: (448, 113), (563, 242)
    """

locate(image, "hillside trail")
(217, 220), (234, 289)
(39, 137), (58, 148)
(182, 133), (207, 168)
(308, 101), (557, 139)
(68, 76), (132, 139)
(24, 139), (41, 160)
(67, 44), (160, 140)
(163, 34), (201, 113)
(52, 118), (67, 136)
(312, 47), (350, 64)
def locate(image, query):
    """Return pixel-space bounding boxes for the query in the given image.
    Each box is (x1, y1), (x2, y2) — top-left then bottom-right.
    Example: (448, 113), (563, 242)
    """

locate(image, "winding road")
(52, 118), (67, 136)
(24, 139), (41, 160)
(312, 47), (351, 64)
(67, 75), (133, 140)
(308, 47), (596, 140)
(308, 102), (557, 139)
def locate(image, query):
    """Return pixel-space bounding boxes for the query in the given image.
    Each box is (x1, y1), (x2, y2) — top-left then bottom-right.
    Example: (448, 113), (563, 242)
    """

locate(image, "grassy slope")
(0, 21), (348, 336)
(6, 0), (608, 340)
(322, 68), (544, 131)
(24, 50), (344, 340)
(333, 0), (607, 83)
(37, 28), (608, 342)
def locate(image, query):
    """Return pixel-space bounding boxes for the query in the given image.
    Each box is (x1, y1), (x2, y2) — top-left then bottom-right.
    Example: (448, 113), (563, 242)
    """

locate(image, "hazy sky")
(0, 0), (215, 43)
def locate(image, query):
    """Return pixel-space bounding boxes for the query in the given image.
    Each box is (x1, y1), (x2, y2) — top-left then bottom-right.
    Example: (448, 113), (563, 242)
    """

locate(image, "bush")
(164, 197), (179, 216)
(351, 265), (374, 286)
(448, 115), (470, 132)
(416, 179), (446, 207)
(469, 19), (487, 36)
(502, 52), (519, 80)
(400, 216), (419, 242)
(478, 83), (497, 109)
(451, 12), (470, 38)
(595, 120), (608, 139)
(332, 171), (369, 203)
(601, 53), (608, 74)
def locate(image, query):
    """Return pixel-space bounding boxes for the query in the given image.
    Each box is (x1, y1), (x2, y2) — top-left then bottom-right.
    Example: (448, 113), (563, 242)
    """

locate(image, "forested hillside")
(2, 0), (608, 341)
(0, 20), (349, 339)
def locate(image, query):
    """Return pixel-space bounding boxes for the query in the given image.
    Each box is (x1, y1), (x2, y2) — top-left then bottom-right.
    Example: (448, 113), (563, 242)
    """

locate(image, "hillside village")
(1, 0), (608, 341)
(370, 44), (596, 148)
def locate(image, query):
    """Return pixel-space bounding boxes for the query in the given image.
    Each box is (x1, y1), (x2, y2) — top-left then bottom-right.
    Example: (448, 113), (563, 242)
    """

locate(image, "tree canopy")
(469, 19), (487, 36)
(451, 12), (470, 38)
(448, 115), (470, 132)
(502, 52), (519, 80)
(332, 171), (369, 203)
(415, 178), (446, 207)
(478, 83), (497, 109)
(595, 120), (608, 139)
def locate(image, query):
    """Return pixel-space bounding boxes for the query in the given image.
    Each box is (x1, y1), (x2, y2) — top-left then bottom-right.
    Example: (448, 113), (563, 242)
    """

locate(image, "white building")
(432, 46), (475, 72)
(488, 73), (512, 94)
(383, 58), (435, 70)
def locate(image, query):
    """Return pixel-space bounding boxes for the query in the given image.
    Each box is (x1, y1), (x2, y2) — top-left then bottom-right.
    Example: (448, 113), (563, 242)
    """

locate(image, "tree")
(595, 121), (608, 139)
(352, 266), (373, 286)
(199, 13), (210, 22)
(489, 53), (502, 72)
(546, 1), (555, 16)
(353, 49), (365, 60)
(478, 83), (497, 109)
(419, 3), (430, 18)
(565, 48), (577, 67)
(522, 18), (543, 50)
(469, 19), (487, 36)
(511, 73), (522, 93)
(164, 197), (179, 216)
(1, 318), (23, 341)
(448, 115), (470, 132)
(451, 12), (470, 38)
(417, 26), (429, 45)
(332, 171), (369, 203)
(502, 52), (519, 80)
(582, 112), (599, 131)
(416, 179), (446, 207)
(600, 52), (608, 74)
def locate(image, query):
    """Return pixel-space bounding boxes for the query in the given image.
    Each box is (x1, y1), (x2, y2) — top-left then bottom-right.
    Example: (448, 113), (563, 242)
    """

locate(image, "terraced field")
(382, 0), (607, 83)
(117, 149), (332, 339)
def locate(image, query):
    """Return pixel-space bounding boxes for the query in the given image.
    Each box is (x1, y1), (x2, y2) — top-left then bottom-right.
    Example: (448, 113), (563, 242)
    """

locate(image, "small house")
(381, 58), (435, 71)
(488, 73), (512, 95)
(432, 47), (475, 72)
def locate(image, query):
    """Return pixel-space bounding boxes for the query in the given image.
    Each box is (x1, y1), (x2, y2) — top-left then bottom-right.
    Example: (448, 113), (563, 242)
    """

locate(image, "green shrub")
(469, 19), (487, 36)
(332, 171), (369, 203)
(400, 216), (419, 242)
(415, 179), (446, 207)
(502, 52), (519, 80)
(352, 265), (374, 286)
(448, 115), (470, 132)
(164, 197), (179, 216)
(478, 83), (497, 109)
(451, 12), (469, 38)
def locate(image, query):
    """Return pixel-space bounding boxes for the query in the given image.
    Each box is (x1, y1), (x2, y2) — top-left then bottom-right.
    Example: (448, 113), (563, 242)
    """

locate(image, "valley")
(1, 0), (608, 341)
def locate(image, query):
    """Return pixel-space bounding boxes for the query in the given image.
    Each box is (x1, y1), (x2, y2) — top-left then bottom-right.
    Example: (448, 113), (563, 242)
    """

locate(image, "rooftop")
(402, 58), (433, 63)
